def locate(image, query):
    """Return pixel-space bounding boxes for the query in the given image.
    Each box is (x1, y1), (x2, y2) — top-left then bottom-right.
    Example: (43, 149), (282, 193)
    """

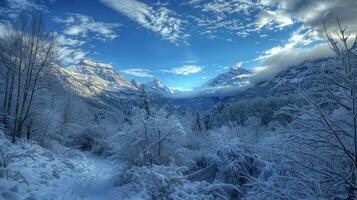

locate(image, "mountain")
(143, 79), (174, 97)
(61, 59), (136, 96)
(58, 59), (175, 102)
(201, 64), (253, 89)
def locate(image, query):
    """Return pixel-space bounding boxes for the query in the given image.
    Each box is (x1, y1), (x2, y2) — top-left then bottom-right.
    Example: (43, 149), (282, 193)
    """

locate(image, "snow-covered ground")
(61, 153), (123, 200)
(0, 132), (138, 200)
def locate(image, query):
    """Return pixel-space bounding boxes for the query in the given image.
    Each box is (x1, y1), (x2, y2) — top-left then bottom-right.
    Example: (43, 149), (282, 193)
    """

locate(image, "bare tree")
(285, 19), (357, 199)
(0, 14), (56, 143)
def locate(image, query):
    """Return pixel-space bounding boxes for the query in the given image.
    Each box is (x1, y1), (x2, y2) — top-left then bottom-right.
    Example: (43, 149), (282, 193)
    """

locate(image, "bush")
(116, 165), (240, 200)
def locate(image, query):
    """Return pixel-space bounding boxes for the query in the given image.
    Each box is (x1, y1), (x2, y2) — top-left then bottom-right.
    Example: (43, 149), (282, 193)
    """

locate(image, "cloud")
(249, 0), (357, 82)
(7, 0), (47, 12)
(184, 0), (357, 41)
(54, 13), (120, 41)
(257, 0), (357, 38)
(99, 0), (188, 44)
(186, 0), (258, 14)
(252, 44), (333, 82)
(183, 0), (263, 39)
(162, 65), (203, 75)
(0, 0), (49, 19)
(121, 68), (154, 77)
(249, 27), (331, 82)
(255, 10), (293, 29)
(53, 14), (121, 65)
(57, 46), (88, 66)
(54, 33), (88, 65)
(56, 34), (85, 46)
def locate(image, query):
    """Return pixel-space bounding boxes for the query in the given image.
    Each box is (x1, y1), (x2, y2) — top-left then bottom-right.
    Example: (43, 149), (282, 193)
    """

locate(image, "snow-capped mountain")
(58, 59), (174, 99)
(61, 59), (136, 95)
(201, 64), (252, 89)
(143, 79), (174, 97)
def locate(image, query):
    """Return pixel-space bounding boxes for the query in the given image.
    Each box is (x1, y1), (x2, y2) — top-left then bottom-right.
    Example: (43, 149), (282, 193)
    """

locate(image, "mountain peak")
(80, 58), (114, 69)
(131, 79), (141, 88)
(229, 65), (251, 74)
(153, 79), (164, 88)
(232, 63), (242, 70)
(144, 79), (174, 96)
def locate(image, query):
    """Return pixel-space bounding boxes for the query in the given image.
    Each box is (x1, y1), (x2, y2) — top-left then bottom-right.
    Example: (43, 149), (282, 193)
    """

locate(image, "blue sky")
(1, 0), (356, 90)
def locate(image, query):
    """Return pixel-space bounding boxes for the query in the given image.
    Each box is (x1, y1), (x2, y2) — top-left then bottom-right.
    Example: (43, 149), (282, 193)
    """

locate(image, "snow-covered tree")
(139, 87), (151, 118)
(0, 14), (56, 143)
(115, 107), (186, 166)
(284, 19), (357, 198)
(192, 112), (204, 134)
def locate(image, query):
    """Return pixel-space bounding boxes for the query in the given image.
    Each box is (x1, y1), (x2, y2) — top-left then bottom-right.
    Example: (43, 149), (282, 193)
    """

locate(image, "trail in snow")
(0, 133), (138, 200)
(61, 152), (128, 200)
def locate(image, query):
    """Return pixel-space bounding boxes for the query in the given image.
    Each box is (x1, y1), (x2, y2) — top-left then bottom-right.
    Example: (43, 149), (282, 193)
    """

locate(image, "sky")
(0, 0), (356, 90)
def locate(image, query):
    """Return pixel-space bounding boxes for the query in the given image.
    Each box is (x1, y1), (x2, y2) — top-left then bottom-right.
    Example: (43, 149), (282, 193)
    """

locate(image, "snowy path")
(60, 152), (124, 200)
(0, 133), (138, 200)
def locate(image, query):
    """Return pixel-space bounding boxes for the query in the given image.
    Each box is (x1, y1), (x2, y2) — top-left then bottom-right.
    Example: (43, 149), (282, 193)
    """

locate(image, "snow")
(61, 153), (126, 200)
(0, 132), (134, 200)
(0, 55), (352, 199)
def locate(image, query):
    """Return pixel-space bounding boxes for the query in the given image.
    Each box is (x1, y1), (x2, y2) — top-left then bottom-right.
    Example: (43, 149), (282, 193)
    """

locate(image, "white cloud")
(256, 0), (357, 38)
(185, 0), (357, 41)
(0, 0), (49, 19)
(54, 13), (120, 41)
(54, 33), (88, 65)
(162, 65), (203, 75)
(7, 0), (47, 12)
(57, 46), (88, 66)
(184, 0), (263, 39)
(251, 43), (333, 83)
(255, 10), (293, 29)
(53, 14), (121, 66)
(121, 68), (154, 77)
(100, 0), (188, 44)
(56, 34), (85, 46)
(186, 0), (258, 15)
(201, 0), (256, 14)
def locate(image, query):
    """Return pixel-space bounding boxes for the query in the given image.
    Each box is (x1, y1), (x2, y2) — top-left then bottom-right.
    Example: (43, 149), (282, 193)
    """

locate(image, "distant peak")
(131, 79), (141, 87)
(230, 64), (251, 74)
(232, 62), (242, 70)
(153, 79), (163, 86)
(81, 58), (114, 69)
